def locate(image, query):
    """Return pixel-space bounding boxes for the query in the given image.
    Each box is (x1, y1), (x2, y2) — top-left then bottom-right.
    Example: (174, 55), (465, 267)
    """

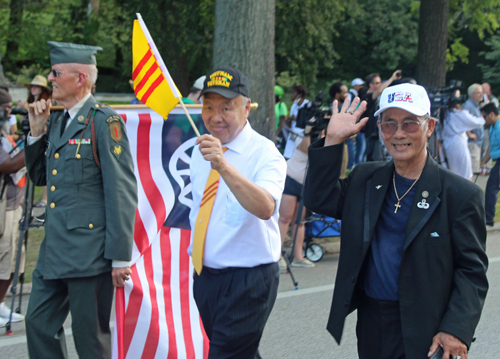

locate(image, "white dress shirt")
(188, 121), (287, 268)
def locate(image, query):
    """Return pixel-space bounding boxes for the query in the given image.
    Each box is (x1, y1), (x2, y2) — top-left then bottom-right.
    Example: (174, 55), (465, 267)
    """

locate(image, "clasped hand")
(28, 99), (52, 137)
(195, 135), (227, 171)
(325, 97), (368, 147)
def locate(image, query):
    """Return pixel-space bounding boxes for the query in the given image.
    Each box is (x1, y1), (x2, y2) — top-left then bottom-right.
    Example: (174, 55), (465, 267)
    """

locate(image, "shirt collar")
(67, 92), (92, 119)
(223, 120), (252, 154)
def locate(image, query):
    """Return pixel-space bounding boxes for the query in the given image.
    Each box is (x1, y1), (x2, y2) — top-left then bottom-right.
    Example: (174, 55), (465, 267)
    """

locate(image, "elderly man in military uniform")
(24, 42), (137, 359)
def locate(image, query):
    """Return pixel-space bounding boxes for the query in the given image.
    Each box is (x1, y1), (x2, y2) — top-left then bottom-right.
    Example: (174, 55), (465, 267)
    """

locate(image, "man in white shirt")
(188, 67), (286, 358)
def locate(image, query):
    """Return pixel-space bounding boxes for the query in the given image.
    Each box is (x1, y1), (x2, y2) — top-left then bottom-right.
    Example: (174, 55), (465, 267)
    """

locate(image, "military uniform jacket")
(25, 95), (138, 279)
(304, 139), (488, 359)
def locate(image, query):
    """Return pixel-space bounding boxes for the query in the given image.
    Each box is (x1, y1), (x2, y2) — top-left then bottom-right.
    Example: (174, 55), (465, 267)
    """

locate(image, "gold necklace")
(393, 171), (420, 213)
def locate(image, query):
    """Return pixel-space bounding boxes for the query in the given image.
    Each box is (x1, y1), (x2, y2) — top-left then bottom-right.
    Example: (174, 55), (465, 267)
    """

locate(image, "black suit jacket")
(304, 139), (488, 359)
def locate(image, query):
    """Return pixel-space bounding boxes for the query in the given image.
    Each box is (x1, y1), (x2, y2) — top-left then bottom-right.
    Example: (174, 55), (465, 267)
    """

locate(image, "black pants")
(194, 262), (279, 359)
(356, 294), (405, 359)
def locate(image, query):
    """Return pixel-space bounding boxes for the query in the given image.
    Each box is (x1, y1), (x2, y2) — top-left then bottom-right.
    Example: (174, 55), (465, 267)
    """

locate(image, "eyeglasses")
(379, 118), (429, 135)
(49, 69), (79, 78)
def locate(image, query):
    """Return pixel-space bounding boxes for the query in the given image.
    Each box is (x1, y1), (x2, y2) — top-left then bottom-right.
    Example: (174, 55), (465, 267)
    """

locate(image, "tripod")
(5, 139), (40, 334)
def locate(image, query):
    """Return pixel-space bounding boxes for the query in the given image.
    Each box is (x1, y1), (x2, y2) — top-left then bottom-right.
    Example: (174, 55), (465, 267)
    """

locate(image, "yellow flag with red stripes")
(132, 15), (182, 118)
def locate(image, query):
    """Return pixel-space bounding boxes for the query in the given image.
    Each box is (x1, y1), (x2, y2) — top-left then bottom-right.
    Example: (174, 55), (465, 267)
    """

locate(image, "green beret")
(48, 41), (103, 66)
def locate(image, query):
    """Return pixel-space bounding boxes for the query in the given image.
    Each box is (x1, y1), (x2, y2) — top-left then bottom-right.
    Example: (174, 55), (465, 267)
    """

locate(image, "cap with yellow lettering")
(47, 41), (103, 66)
(201, 66), (250, 99)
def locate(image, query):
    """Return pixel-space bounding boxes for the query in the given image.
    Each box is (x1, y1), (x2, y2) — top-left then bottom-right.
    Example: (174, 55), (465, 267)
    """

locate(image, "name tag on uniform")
(69, 139), (91, 145)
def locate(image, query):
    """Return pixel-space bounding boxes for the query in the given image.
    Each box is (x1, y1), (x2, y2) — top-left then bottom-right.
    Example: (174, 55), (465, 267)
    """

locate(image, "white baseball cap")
(351, 78), (364, 87)
(374, 83), (431, 117)
(193, 76), (206, 90)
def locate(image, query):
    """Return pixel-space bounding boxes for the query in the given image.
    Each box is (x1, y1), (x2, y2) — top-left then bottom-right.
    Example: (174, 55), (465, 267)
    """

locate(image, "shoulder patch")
(107, 115), (122, 143)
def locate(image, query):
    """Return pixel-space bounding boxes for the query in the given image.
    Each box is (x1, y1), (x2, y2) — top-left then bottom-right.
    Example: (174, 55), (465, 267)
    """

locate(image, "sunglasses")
(379, 118), (429, 135)
(49, 69), (80, 78)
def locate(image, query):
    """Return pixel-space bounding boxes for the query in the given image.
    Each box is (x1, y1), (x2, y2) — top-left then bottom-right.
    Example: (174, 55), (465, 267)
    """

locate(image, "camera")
(427, 80), (466, 117)
(11, 107), (28, 116)
(296, 92), (332, 141)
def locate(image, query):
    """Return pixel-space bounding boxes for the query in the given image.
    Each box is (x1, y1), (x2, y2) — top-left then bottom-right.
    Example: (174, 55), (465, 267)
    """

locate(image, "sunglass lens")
(381, 123), (396, 134)
(404, 122), (420, 133)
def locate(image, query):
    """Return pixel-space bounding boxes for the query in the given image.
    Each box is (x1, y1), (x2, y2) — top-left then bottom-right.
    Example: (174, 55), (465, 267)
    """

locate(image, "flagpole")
(136, 13), (201, 137)
(177, 100), (201, 137)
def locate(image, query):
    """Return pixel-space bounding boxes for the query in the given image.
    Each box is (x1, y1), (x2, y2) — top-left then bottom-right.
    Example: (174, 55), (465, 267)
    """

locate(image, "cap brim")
(201, 87), (240, 99)
(374, 104), (428, 117)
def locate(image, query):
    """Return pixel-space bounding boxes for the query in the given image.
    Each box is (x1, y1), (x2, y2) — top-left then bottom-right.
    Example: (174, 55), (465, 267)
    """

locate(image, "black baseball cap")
(201, 66), (250, 99)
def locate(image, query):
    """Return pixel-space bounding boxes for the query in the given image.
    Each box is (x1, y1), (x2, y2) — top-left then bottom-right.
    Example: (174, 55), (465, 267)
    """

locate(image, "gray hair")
(240, 95), (250, 108)
(65, 63), (98, 85)
(468, 83), (482, 96)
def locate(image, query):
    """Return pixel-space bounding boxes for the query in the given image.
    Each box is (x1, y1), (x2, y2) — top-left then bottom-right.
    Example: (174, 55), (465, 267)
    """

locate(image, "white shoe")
(291, 258), (315, 268)
(278, 257), (287, 272)
(0, 316), (7, 328)
(0, 302), (24, 322)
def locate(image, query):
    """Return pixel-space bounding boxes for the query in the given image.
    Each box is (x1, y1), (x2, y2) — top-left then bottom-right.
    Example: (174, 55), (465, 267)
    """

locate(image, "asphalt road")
(2, 230), (500, 358)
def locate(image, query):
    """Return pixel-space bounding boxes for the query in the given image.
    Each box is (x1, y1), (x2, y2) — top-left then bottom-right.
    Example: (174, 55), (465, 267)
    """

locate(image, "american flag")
(112, 108), (208, 359)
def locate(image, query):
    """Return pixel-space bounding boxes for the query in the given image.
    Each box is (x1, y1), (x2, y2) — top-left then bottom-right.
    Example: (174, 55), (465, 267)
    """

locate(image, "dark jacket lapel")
(403, 155), (442, 250)
(364, 160), (395, 244)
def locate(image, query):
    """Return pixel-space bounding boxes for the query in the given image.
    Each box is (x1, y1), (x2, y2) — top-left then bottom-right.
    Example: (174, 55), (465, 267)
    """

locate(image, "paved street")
(0, 174), (498, 358)
(1, 228), (499, 358)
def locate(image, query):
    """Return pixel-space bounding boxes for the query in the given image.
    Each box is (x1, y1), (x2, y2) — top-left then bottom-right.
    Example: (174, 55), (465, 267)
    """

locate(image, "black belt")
(202, 262), (276, 275)
(203, 266), (234, 274)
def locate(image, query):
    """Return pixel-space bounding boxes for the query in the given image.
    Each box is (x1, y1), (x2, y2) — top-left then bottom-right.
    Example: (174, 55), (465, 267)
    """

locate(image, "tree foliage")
(1, 0), (500, 95)
(332, 0), (419, 81)
(275, 0), (344, 88)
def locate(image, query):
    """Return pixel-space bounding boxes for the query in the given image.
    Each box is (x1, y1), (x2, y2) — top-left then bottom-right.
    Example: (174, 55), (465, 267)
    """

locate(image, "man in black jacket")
(304, 83), (488, 359)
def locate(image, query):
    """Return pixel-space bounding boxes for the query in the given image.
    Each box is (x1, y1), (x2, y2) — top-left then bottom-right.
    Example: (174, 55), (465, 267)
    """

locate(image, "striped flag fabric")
(113, 107), (208, 359)
(132, 14), (182, 118)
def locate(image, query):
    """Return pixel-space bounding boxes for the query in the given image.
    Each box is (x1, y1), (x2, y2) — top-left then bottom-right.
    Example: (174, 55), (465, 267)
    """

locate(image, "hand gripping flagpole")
(136, 13), (201, 137)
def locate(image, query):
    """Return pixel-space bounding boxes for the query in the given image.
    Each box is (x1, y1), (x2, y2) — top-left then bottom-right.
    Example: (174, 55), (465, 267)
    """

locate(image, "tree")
(275, 0), (343, 88)
(416, 0), (500, 88)
(3, 0), (24, 72)
(332, 0), (419, 83)
(213, 0), (275, 140)
(415, 0), (449, 88)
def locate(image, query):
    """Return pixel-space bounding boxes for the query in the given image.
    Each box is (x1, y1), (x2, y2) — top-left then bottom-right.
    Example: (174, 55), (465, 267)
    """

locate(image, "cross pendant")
(394, 202), (401, 213)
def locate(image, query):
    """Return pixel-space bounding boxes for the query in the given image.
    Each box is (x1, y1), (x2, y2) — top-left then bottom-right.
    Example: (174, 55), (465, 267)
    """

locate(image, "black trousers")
(194, 262), (279, 359)
(356, 294), (406, 359)
(25, 269), (114, 359)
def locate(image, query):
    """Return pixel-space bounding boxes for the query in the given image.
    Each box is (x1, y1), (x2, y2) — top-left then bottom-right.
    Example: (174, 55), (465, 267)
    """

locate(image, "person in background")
(329, 81), (350, 176)
(362, 70), (402, 161)
(278, 120), (316, 270)
(440, 98), (485, 180)
(481, 83), (498, 174)
(275, 85), (288, 134)
(463, 83), (485, 175)
(283, 84), (309, 159)
(0, 89), (26, 328)
(482, 82), (499, 107)
(18, 75), (52, 208)
(480, 103), (500, 227)
(348, 78), (366, 167)
(347, 78), (365, 104)
(182, 76), (206, 104)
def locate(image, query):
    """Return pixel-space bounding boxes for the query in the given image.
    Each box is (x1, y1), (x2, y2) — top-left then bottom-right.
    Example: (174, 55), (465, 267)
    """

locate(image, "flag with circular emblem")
(132, 14), (182, 119)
